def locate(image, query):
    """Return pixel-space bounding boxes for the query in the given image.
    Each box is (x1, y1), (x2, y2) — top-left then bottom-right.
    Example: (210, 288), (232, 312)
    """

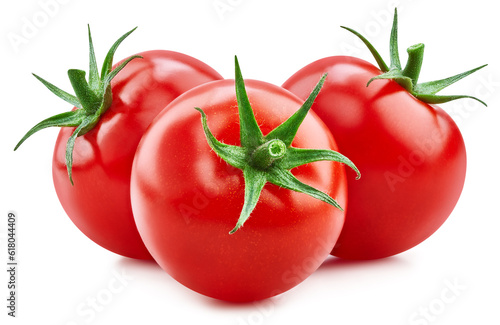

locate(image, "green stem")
(402, 43), (424, 87)
(67, 69), (101, 114)
(196, 57), (360, 234)
(14, 26), (140, 184)
(342, 8), (488, 106)
(250, 139), (287, 170)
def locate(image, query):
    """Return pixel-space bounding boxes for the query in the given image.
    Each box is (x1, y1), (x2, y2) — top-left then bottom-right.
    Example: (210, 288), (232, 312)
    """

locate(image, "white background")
(1, 0), (499, 324)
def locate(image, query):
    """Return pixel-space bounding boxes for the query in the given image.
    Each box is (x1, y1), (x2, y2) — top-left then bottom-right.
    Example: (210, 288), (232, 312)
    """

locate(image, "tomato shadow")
(110, 253), (413, 311)
(201, 292), (287, 313)
(115, 255), (162, 270)
(114, 256), (281, 309)
(114, 255), (211, 302)
(113, 255), (175, 288)
(204, 256), (414, 310)
(316, 254), (412, 273)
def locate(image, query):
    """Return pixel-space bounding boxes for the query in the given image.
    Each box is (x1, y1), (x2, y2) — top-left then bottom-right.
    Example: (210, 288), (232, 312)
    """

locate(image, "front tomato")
(131, 59), (356, 301)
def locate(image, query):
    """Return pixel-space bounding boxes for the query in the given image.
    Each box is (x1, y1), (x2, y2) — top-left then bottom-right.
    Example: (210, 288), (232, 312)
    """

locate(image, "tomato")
(52, 50), (222, 259)
(130, 59), (356, 301)
(283, 57), (465, 259)
(282, 10), (485, 259)
(15, 28), (223, 259)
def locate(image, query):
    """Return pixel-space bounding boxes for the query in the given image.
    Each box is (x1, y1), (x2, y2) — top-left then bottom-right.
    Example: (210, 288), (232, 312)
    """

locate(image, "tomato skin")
(52, 50), (222, 259)
(283, 56), (466, 259)
(131, 79), (347, 301)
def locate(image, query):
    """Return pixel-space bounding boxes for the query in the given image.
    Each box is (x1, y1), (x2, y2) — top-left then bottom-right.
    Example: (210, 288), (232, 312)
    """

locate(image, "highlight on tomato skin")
(14, 27), (223, 260)
(130, 58), (358, 302)
(283, 8), (486, 260)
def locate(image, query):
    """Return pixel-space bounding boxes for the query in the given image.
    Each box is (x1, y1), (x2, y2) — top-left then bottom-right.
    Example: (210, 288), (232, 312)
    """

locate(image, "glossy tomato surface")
(283, 56), (466, 259)
(52, 50), (222, 259)
(131, 79), (347, 301)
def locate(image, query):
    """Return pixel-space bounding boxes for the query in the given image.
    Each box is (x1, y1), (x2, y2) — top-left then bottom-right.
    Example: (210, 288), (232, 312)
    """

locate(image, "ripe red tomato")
(282, 10), (485, 259)
(52, 50), (222, 259)
(131, 74), (349, 301)
(283, 56), (467, 259)
(16, 28), (223, 260)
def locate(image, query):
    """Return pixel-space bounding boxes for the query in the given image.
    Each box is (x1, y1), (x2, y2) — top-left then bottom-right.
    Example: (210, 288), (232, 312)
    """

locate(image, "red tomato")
(40, 50), (222, 259)
(131, 78), (348, 301)
(283, 56), (467, 259)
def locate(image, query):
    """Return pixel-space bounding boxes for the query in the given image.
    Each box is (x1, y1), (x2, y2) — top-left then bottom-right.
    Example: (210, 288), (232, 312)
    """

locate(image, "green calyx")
(195, 56), (360, 234)
(14, 26), (141, 185)
(342, 8), (488, 105)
